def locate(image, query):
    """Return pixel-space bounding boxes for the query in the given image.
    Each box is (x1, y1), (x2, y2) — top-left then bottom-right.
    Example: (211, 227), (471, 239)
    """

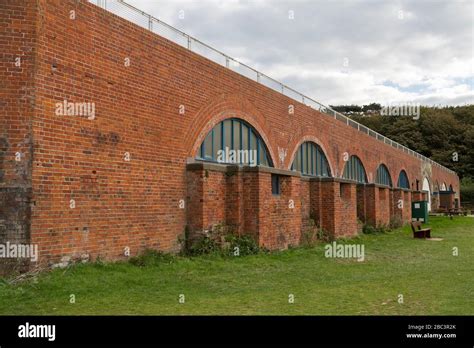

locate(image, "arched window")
(376, 164), (392, 187)
(441, 182), (447, 191)
(449, 184), (453, 192)
(197, 118), (272, 167)
(397, 170), (409, 189)
(291, 142), (331, 177)
(342, 155), (367, 183)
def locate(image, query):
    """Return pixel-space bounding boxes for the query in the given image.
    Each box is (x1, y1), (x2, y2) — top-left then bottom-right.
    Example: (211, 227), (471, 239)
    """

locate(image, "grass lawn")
(0, 216), (473, 315)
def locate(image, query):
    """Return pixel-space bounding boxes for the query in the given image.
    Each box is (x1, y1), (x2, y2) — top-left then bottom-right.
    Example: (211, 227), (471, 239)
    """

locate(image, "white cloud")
(126, 0), (474, 106)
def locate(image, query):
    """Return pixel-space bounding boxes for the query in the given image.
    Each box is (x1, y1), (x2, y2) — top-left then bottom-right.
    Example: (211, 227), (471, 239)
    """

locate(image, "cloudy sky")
(122, 0), (473, 106)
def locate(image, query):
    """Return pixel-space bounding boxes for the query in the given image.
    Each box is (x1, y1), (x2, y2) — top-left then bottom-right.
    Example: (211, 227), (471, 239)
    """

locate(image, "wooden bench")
(410, 221), (431, 239)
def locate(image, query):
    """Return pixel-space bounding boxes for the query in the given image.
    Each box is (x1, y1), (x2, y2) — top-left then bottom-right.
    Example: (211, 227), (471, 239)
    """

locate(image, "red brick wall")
(186, 163), (361, 249)
(378, 187), (391, 226)
(3, 0), (460, 264)
(338, 182), (358, 237)
(356, 184), (367, 223)
(225, 167), (243, 233)
(412, 191), (428, 202)
(186, 164), (227, 235)
(242, 171), (260, 239)
(364, 185), (392, 227)
(187, 164), (303, 250)
(309, 180), (322, 226)
(257, 173), (301, 249)
(316, 179), (358, 239)
(0, 0), (38, 273)
(299, 178), (311, 231)
(392, 189), (412, 224)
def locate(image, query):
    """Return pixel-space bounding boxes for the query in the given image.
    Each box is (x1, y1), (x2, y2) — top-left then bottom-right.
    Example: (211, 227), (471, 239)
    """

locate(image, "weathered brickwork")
(1, 0), (460, 268)
(0, 0), (38, 274)
(392, 189), (412, 223)
(364, 185), (391, 227)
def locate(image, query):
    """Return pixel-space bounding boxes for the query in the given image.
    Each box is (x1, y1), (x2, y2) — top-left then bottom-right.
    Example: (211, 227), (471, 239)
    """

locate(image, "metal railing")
(89, 0), (455, 175)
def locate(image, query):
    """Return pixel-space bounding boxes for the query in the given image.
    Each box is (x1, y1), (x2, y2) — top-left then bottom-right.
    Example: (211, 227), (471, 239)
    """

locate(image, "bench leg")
(414, 231), (424, 238)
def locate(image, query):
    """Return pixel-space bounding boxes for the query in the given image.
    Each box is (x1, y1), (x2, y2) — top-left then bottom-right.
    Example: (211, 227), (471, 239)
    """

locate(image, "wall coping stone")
(186, 160), (301, 177)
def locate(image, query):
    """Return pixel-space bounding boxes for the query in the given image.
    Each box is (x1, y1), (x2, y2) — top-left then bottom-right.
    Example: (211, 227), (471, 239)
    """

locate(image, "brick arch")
(286, 135), (335, 176)
(375, 163), (394, 187)
(431, 165), (459, 193)
(184, 93), (277, 166)
(396, 168), (410, 188)
(337, 146), (370, 181)
(341, 154), (369, 182)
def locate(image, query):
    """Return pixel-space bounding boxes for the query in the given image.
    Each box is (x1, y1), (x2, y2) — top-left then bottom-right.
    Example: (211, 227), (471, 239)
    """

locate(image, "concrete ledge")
(186, 161), (229, 172)
(241, 165), (301, 177)
(311, 177), (356, 184)
(186, 159), (301, 177)
(392, 187), (411, 192)
(364, 183), (392, 189)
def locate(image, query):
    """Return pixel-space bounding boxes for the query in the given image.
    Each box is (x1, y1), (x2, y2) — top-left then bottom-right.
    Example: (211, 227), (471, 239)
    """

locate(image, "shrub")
(225, 234), (260, 256)
(362, 224), (377, 234)
(182, 223), (260, 257)
(362, 223), (391, 234)
(376, 224), (391, 233)
(187, 236), (221, 256)
(182, 223), (227, 256)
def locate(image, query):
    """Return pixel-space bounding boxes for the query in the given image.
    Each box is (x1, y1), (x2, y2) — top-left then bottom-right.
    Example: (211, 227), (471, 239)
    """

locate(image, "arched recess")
(397, 170), (410, 189)
(376, 164), (392, 187)
(196, 118), (273, 167)
(342, 155), (368, 183)
(287, 135), (335, 175)
(449, 184), (453, 192)
(290, 141), (331, 177)
(422, 177), (432, 212)
(186, 93), (277, 166)
(441, 182), (447, 191)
